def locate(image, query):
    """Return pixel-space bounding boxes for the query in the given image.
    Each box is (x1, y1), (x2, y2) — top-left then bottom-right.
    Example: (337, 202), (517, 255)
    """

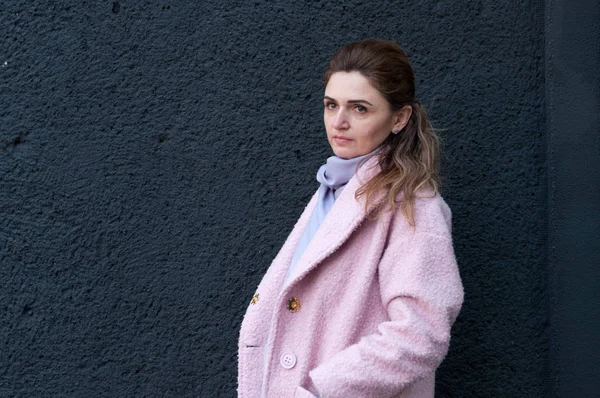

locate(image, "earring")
(392, 129), (400, 135)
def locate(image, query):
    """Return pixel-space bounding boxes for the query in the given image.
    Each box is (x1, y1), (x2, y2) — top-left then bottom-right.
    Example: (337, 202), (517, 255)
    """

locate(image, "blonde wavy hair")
(325, 39), (441, 226)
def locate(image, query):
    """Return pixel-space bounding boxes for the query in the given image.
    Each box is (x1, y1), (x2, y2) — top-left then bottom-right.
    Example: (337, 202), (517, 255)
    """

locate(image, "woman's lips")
(333, 135), (353, 144)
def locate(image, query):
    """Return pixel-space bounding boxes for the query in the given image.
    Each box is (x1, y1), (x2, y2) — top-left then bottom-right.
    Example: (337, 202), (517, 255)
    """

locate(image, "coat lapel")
(282, 157), (380, 291)
(266, 191), (319, 289)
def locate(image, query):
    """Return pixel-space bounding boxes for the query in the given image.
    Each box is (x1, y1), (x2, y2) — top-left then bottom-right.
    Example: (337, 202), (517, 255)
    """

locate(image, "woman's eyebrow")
(348, 99), (374, 106)
(324, 96), (374, 106)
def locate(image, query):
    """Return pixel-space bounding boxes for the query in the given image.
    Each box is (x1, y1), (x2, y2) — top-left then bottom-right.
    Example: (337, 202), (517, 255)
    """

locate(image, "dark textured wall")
(1, 1), (547, 397)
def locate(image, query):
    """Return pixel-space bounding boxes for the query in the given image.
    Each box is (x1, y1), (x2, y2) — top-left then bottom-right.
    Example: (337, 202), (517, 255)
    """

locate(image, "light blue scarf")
(284, 150), (374, 283)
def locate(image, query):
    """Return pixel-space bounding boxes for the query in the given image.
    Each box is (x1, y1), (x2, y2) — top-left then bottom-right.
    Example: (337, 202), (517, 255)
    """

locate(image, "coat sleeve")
(308, 231), (464, 397)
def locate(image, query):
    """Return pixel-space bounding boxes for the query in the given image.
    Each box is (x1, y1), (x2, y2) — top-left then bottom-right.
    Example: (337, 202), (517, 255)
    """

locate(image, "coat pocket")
(238, 344), (265, 398)
(239, 316), (264, 348)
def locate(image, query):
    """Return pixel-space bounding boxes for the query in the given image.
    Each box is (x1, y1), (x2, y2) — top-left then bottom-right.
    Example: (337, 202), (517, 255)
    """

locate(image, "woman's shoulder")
(393, 188), (453, 237)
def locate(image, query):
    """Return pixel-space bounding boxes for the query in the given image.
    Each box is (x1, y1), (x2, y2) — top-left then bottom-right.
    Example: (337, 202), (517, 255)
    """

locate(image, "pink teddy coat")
(238, 158), (464, 398)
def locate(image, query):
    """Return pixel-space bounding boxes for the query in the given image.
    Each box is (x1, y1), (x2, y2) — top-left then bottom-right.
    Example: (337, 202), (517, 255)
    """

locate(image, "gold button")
(250, 293), (259, 305)
(287, 297), (300, 312)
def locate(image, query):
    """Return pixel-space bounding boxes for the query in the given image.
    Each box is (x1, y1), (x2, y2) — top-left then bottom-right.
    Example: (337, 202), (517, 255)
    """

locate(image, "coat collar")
(281, 156), (381, 291)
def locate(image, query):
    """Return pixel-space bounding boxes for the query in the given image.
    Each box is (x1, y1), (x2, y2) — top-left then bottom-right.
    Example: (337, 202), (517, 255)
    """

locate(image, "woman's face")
(323, 71), (410, 159)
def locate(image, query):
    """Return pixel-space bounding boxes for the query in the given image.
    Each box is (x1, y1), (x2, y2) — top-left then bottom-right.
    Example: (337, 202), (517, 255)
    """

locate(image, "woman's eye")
(325, 102), (337, 110)
(354, 105), (367, 113)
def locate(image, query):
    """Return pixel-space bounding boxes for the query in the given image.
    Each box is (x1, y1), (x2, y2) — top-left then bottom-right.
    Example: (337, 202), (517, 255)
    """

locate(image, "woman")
(238, 39), (464, 398)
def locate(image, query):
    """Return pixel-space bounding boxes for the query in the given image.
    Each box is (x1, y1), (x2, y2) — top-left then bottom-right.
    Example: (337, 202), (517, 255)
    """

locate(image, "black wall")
(0, 0), (586, 396)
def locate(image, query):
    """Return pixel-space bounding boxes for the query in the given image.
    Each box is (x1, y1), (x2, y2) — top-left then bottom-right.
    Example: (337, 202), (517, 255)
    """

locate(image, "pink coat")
(238, 159), (464, 398)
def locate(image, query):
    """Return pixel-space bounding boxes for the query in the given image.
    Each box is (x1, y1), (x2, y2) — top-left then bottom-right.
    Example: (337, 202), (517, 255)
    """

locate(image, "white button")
(279, 351), (297, 369)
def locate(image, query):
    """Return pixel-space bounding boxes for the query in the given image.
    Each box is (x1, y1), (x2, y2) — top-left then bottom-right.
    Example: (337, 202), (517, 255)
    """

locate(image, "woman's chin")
(331, 147), (369, 159)
(329, 144), (354, 159)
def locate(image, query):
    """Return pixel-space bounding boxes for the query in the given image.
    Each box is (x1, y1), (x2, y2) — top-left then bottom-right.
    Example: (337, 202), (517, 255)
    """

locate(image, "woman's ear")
(392, 105), (413, 133)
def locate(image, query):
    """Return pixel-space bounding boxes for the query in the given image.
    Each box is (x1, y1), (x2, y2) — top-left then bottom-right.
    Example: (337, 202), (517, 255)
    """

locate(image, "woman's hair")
(324, 39), (441, 226)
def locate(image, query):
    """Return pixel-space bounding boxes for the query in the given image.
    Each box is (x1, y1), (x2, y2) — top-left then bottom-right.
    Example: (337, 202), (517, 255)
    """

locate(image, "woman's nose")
(331, 109), (349, 130)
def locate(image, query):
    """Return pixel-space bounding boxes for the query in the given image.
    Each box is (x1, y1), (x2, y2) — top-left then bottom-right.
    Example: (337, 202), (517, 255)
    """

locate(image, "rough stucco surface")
(1, 1), (547, 397)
